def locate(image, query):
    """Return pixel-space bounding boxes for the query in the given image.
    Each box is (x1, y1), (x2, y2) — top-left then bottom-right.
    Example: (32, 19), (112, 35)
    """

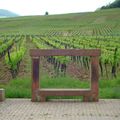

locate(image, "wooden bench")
(30, 49), (101, 102)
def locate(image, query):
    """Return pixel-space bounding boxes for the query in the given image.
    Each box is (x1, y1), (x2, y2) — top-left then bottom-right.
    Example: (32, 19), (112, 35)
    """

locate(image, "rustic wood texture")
(39, 89), (91, 96)
(30, 49), (100, 102)
(30, 49), (101, 57)
(91, 56), (99, 101)
(31, 57), (39, 102)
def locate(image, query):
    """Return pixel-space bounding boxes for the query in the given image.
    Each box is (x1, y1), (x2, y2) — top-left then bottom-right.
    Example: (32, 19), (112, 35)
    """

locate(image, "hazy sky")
(0, 0), (115, 16)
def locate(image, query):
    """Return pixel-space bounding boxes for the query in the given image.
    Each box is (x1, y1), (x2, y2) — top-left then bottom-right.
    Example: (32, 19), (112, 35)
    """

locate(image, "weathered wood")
(91, 56), (99, 101)
(30, 49), (101, 57)
(31, 57), (39, 102)
(30, 49), (100, 102)
(83, 96), (90, 102)
(38, 89), (91, 96)
(40, 95), (46, 102)
(0, 89), (5, 102)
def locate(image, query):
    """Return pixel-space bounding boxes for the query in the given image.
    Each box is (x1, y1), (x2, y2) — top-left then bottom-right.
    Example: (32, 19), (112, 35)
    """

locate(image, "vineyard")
(0, 8), (120, 98)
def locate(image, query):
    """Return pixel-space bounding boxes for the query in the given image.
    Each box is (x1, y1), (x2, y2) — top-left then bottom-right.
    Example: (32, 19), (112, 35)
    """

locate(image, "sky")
(0, 0), (115, 16)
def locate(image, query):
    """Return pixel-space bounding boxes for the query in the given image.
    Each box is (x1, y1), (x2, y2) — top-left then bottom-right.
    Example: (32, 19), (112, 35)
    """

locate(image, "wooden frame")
(30, 49), (101, 102)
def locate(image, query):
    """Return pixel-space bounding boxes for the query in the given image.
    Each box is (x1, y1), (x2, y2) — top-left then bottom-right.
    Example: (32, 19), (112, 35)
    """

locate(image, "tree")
(45, 11), (49, 15)
(101, 0), (120, 9)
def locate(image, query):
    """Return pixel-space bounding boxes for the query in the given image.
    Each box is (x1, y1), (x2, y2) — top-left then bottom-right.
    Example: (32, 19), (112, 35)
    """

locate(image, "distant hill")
(0, 8), (120, 35)
(0, 9), (19, 18)
(101, 0), (120, 9)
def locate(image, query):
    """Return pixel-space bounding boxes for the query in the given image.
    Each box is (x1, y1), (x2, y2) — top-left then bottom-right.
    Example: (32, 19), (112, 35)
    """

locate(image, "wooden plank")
(31, 57), (39, 102)
(91, 56), (99, 101)
(30, 49), (101, 57)
(38, 89), (91, 96)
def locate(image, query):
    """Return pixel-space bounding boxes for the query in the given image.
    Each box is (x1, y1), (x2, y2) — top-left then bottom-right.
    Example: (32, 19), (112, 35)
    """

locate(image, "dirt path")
(18, 39), (36, 77)
(67, 62), (90, 80)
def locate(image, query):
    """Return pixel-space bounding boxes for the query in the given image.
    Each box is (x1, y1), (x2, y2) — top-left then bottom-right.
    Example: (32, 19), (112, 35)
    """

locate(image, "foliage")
(101, 0), (120, 9)
(0, 39), (13, 55)
(45, 11), (49, 15)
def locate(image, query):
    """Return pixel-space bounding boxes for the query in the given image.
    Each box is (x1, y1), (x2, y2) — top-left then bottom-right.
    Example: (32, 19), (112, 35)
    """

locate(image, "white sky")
(0, 0), (115, 16)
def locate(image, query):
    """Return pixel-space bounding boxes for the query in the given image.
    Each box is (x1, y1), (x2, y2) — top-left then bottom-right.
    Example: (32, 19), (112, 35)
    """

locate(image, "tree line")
(101, 0), (120, 9)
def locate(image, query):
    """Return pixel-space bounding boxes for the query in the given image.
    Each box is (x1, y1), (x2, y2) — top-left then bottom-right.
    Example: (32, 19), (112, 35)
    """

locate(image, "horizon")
(0, 0), (115, 16)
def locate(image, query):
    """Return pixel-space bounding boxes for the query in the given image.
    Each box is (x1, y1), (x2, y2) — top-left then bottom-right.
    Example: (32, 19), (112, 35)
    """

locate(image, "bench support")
(30, 49), (100, 102)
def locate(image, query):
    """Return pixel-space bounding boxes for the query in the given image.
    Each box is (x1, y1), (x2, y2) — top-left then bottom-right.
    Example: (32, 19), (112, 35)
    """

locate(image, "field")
(0, 8), (120, 99)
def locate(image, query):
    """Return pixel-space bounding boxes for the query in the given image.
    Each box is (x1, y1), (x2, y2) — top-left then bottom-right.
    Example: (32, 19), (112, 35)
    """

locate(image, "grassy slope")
(0, 8), (120, 34)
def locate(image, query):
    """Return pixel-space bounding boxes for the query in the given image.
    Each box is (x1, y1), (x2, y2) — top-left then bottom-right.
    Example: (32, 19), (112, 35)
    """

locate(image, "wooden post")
(0, 89), (5, 102)
(91, 56), (99, 101)
(31, 57), (39, 102)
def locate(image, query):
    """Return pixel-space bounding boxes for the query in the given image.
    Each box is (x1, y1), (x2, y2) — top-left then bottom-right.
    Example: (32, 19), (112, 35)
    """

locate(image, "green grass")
(41, 75), (90, 88)
(99, 77), (120, 99)
(0, 75), (120, 99)
(0, 8), (120, 35)
(0, 77), (31, 98)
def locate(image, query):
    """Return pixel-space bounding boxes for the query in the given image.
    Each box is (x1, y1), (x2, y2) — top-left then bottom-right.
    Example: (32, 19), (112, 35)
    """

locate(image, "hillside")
(0, 8), (120, 100)
(0, 8), (120, 35)
(0, 9), (18, 18)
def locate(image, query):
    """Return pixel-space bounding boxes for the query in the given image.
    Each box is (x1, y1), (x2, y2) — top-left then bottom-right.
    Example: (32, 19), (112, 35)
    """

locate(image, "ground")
(0, 99), (120, 120)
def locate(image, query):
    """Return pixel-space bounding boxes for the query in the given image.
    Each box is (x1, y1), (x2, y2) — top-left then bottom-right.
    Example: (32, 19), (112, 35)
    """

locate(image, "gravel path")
(0, 99), (120, 120)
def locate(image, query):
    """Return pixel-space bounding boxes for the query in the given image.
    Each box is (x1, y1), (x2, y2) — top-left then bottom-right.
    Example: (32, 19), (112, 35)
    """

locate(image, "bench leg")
(91, 93), (98, 102)
(83, 94), (98, 102)
(40, 96), (46, 102)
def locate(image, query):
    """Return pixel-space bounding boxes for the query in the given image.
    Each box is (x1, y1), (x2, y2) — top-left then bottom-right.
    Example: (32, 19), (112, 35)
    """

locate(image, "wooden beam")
(38, 89), (91, 96)
(30, 49), (101, 57)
